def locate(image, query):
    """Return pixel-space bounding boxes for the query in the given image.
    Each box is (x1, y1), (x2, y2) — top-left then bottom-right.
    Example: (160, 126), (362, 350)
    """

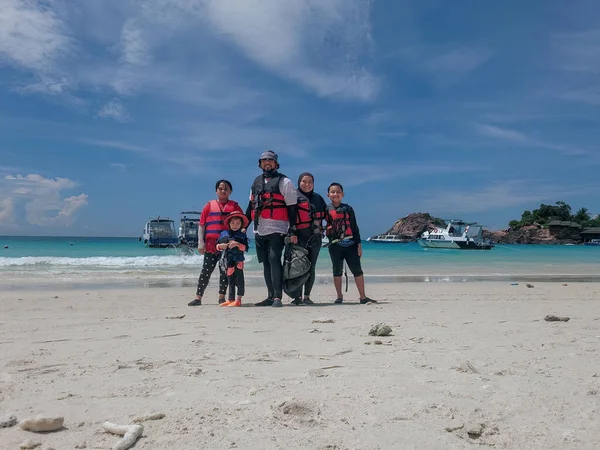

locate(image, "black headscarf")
(297, 172), (314, 198)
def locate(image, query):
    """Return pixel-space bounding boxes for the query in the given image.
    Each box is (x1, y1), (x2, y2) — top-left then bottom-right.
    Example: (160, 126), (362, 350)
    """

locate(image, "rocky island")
(374, 202), (600, 245)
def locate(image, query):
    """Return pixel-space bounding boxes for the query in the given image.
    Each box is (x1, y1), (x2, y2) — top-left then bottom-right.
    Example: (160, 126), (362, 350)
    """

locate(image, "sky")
(1, 0), (599, 237)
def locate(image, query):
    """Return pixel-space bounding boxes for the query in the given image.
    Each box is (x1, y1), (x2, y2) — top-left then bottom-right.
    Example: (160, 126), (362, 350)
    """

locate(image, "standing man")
(247, 150), (298, 307)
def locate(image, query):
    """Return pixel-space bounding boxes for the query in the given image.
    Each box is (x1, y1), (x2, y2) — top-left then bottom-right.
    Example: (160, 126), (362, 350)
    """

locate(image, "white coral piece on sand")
(103, 421), (143, 450)
(19, 416), (64, 432)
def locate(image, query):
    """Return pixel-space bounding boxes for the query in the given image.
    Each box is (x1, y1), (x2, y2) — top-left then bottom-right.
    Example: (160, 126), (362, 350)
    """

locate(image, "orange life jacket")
(326, 204), (353, 241)
(204, 200), (240, 240)
(296, 191), (326, 230)
(251, 174), (288, 222)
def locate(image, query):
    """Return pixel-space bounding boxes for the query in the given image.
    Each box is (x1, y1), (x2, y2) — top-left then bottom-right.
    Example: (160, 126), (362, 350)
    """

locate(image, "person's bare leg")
(333, 276), (343, 299)
(355, 275), (366, 300)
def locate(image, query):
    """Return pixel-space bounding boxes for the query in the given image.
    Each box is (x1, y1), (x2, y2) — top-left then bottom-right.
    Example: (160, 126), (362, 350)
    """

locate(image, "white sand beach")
(1, 282), (600, 449)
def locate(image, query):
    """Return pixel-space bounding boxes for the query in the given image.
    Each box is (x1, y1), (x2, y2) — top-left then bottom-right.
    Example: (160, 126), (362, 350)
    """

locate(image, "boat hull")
(417, 239), (494, 250)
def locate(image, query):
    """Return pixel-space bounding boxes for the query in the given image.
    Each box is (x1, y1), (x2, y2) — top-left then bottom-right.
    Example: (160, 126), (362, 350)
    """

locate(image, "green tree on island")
(509, 201), (600, 230)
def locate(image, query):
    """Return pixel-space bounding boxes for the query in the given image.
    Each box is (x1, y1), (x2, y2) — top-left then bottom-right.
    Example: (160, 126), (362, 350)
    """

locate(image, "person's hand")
(228, 241), (238, 248)
(197, 246), (205, 255)
(290, 235), (298, 244)
(357, 243), (362, 258)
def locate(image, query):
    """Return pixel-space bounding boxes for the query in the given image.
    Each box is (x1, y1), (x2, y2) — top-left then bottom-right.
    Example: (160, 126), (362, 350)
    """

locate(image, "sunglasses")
(261, 158), (275, 162)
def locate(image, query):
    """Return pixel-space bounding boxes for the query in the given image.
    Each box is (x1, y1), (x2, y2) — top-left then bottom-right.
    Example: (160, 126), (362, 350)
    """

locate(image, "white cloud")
(201, 0), (377, 100)
(1, 0), (377, 107)
(308, 161), (485, 188)
(0, 0), (71, 72)
(97, 99), (131, 122)
(0, 197), (15, 224)
(424, 47), (492, 74)
(120, 19), (151, 66)
(80, 139), (148, 153)
(1, 173), (88, 227)
(420, 180), (600, 215)
(475, 123), (588, 156)
(109, 162), (129, 171)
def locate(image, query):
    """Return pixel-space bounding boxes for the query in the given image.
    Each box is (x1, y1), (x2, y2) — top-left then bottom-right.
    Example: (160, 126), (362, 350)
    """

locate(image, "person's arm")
(197, 203), (209, 253)
(348, 205), (361, 244)
(216, 231), (229, 251)
(245, 200), (253, 224)
(245, 189), (253, 224)
(238, 234), (249, 252)
(315, 194), (327, 232)
(281, 178), (298, 232)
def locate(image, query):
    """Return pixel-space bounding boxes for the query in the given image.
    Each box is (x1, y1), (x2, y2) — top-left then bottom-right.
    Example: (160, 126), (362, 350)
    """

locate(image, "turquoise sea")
(1, 236), (600, 289)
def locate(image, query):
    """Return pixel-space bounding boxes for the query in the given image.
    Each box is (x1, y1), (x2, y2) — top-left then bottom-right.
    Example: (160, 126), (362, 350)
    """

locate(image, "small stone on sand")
(544, 315), (570, 322)
(19, 440), (42, 449)
(369, 323), (392, 336)
(0, 414), (17, 428)
(19, 416), (64, 432)
(465, 422), (484, 438)
(312, 318), (334, 324)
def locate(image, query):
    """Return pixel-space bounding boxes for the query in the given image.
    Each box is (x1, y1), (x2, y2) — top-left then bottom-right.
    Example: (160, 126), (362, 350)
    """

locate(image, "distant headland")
(375, 202), (600, 245)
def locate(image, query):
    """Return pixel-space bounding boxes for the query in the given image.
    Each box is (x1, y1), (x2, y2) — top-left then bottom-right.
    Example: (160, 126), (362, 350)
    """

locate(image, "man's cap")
(259, 150), (278, 161)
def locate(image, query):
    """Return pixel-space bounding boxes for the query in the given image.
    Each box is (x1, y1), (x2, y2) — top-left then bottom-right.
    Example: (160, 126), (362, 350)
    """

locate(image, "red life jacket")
(326, 204), (353, 241)
(296, 191), (326, 230)
(251, 174), (288, 222)
(204, 200), (240, 240)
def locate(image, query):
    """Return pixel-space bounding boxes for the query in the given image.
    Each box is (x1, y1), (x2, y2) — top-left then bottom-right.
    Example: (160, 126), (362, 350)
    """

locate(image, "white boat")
(141, 216), (179, 248)
(366, 234), (405, 243)
(417, 220), (494, 250)
(178, 211), (201, 247)
(584, 239), (600, 246)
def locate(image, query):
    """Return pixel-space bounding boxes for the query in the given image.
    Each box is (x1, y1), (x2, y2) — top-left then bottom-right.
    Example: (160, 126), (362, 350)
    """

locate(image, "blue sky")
(1, 0), (599, 237)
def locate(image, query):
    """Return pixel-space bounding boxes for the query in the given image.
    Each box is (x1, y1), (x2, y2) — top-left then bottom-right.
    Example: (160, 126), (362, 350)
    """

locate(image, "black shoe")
(334, 298), (344, 304)
(218, 298), (226, 304)
(360, 297), (377, 304)
(255, 298), (274, 306)
(290, 298), (303, 306)
(188, 299), (202, 306)
(303, 298), (314, 305)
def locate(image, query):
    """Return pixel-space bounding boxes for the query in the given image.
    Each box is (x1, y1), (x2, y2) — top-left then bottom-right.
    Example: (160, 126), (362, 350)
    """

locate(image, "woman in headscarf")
(291, 172), (327, 305)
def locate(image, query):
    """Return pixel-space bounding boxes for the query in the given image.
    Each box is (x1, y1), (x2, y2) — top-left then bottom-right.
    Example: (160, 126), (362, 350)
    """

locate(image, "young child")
(325, 182), (376, 305)
(216, 212), (250, 307)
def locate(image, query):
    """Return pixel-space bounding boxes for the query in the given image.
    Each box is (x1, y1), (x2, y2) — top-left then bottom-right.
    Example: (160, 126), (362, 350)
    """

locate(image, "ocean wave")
(0, 255), (255, 268)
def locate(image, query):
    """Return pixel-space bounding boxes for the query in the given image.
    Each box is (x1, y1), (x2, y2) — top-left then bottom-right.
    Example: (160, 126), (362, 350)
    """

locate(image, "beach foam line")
(0, 255), (255, 267)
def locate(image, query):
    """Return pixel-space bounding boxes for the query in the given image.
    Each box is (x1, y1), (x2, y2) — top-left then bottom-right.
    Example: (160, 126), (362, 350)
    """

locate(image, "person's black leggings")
(196, 252), (227, 296)
(328, 242), (363, 277)
(255, 233), (285, 299)
(227, 267), (245, 300)
(298, 232), (322, 298)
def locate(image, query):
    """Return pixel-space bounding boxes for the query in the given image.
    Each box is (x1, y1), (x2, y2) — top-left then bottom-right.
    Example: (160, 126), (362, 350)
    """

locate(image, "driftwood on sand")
(103, 421), (144, 450)
(132, 412), (165, 423)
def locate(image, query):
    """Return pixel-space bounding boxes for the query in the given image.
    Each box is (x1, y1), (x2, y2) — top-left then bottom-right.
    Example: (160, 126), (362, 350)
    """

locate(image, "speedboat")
(141, 216), (179, 248)
(366, 234), (405, 243)
(417, 220), (494, 250)
(584, 239), (600, 246)
(178, 211), (201, 247)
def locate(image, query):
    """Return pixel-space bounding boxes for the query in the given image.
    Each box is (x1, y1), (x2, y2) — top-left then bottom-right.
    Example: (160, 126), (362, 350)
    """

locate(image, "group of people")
(187, 150), (375, 308)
